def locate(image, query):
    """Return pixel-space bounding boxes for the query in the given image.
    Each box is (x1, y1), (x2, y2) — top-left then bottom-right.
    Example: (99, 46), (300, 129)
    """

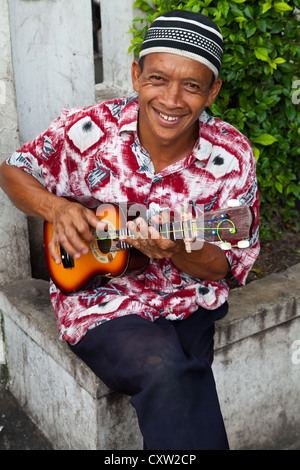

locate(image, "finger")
(148, 224), (160, 241)
(151, 210), (171, 226)
(48, 238), (62, 265)
(51, 225), (89, 263)
(86, 209), (103, 229)
(69, 207), (108, 248)
(73, 210), (100, 243)
(127, 220), (141, 240)
(134, 217), (149, 239)
(67, 226), (91, 257)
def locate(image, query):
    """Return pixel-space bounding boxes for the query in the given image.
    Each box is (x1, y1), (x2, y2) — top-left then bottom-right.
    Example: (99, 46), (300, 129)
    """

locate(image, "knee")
(143, 346), (209, 389)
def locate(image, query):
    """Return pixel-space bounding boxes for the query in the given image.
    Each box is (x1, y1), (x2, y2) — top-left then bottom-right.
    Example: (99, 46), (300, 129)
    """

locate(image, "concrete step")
(0, 263), (299, 450)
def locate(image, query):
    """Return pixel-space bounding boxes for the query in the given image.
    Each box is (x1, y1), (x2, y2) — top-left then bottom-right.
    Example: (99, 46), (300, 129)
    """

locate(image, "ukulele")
(44, 200), (254, 294)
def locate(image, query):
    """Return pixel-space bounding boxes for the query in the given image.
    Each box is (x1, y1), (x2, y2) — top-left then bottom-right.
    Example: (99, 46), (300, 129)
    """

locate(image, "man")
(0, 10), (259, 450)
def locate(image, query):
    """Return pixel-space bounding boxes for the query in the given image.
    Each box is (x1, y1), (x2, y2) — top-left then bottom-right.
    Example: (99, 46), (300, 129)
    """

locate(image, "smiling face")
(131, 53), (222, 155)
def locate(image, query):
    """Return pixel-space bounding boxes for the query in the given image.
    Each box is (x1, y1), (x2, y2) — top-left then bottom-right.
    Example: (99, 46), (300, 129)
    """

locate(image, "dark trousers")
(68, 303), (229, 450)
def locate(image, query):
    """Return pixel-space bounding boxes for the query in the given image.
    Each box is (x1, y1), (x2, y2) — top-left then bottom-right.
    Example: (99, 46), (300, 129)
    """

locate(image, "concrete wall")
(0, 0), (31, 286)
(214, 265), (300, 450)
(4, 0), (100, 280)
(0, 278), (142, 450)
(100, 0), (135, 89)
(8, 0), (96, 144)
(0, 0), (20, 159)
(3, 0), (138, 281)
(6, 0), (136, 145)
(95, 0), (137, 100)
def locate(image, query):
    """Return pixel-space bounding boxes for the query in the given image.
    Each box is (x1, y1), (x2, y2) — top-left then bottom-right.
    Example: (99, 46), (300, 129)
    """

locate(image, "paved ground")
(0, 375), (53, 450)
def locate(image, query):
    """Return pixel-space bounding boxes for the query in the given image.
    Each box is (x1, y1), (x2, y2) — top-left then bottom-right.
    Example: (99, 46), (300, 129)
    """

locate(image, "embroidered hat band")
(139, 10), (223, 78)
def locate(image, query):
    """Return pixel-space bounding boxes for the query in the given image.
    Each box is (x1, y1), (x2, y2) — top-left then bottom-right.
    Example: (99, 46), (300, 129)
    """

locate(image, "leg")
(134, 305), (229, 449)
(173, 301), (228, 365)
(68, 307), (229, 450)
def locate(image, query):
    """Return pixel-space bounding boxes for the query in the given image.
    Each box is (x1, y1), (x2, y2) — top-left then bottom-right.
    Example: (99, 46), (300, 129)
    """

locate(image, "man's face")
(132, 53), (222, 149)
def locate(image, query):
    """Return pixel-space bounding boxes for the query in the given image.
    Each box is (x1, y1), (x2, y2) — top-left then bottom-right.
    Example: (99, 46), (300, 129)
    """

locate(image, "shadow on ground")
(0, 376), (53, 450)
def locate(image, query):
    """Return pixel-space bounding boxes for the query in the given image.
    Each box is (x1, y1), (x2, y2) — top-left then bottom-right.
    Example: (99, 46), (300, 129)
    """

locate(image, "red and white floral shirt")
(7, 95), (259, 345)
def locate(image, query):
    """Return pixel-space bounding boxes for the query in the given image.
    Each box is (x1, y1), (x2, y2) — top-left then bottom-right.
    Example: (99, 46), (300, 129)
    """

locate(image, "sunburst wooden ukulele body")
(44, 200), (254, 294)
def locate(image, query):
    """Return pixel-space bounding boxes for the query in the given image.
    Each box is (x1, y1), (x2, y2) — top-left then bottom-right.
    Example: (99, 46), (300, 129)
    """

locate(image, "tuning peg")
(237, 240), (250, 248)
(220, 242), (231, 250)
(227, 199), (240, 207)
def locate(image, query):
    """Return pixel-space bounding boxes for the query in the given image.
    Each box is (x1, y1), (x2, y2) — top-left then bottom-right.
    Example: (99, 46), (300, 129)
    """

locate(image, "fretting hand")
(119, 212), (195, 259)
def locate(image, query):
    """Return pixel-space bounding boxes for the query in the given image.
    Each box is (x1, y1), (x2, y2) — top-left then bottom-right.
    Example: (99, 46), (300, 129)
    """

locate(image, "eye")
(185, 82), (201, 92)
(149, 75), (165, 83)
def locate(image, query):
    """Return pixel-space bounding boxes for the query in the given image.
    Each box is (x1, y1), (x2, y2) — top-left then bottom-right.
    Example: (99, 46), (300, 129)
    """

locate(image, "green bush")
(129, 0), (300, 239)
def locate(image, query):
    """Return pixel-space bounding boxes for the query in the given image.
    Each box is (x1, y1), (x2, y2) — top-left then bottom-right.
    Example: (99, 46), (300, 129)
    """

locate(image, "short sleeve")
(6, 111), (69, 195)
(223, 140), (260, 286)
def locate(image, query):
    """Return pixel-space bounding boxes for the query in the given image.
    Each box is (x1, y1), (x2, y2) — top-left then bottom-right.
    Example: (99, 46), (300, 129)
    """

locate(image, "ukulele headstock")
(200, 202), (254, 249)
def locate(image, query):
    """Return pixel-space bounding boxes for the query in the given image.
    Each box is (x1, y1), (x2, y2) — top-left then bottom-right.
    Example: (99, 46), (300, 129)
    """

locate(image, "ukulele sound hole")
(97, 237), (111, 254)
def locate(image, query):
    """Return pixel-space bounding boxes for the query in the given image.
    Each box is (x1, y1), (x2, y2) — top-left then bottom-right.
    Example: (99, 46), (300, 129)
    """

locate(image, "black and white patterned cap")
(139, 10), (223, 78)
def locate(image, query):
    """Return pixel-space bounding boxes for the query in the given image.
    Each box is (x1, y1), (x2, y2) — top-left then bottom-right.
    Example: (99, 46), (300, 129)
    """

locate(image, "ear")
(131, 60), (141, 93)
(205, 78), (222, 107)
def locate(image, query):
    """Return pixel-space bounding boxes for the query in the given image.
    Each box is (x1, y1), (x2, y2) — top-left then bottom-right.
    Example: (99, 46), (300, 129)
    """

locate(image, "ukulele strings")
(90, 217), (237, 250)
(95, 224), (234, 240)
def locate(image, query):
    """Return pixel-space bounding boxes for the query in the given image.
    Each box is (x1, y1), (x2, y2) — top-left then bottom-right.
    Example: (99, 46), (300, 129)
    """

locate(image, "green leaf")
(246, 26), (257, 38)
(222, 53), (234, 63)
(252, 134), (278, 145)
(132, 16), (146, 23)
(275, 181), (283, 193)
(286, 107), (297, 120)
(286, 184), (296, 196)
(273, 57), (286, 64)
(243, 5), (253, 19)
(256, 19), (267, 32)
(262, 1), (272, 13)
(132, 36), (144, 44)
(253, 146), (260, 162)
(273, 2), (293, 13)
(254, 47), (270, 62)
(217, 0), (229, 17)
(271, 22), (284, 34)
(234, 16), (247, 23)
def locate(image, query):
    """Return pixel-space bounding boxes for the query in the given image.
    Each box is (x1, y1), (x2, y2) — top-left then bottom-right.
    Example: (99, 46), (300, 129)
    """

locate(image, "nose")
(159, 81), (185, 109)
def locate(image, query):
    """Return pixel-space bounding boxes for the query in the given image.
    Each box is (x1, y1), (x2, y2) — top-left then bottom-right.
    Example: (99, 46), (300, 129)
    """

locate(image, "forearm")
(0, 162), (62, 222)
(170, 241), (230, 281)
(0, 162), (104, 263)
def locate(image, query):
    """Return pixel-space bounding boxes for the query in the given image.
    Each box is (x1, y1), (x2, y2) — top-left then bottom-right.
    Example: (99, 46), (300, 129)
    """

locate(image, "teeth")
(159, 112), (180, 122)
